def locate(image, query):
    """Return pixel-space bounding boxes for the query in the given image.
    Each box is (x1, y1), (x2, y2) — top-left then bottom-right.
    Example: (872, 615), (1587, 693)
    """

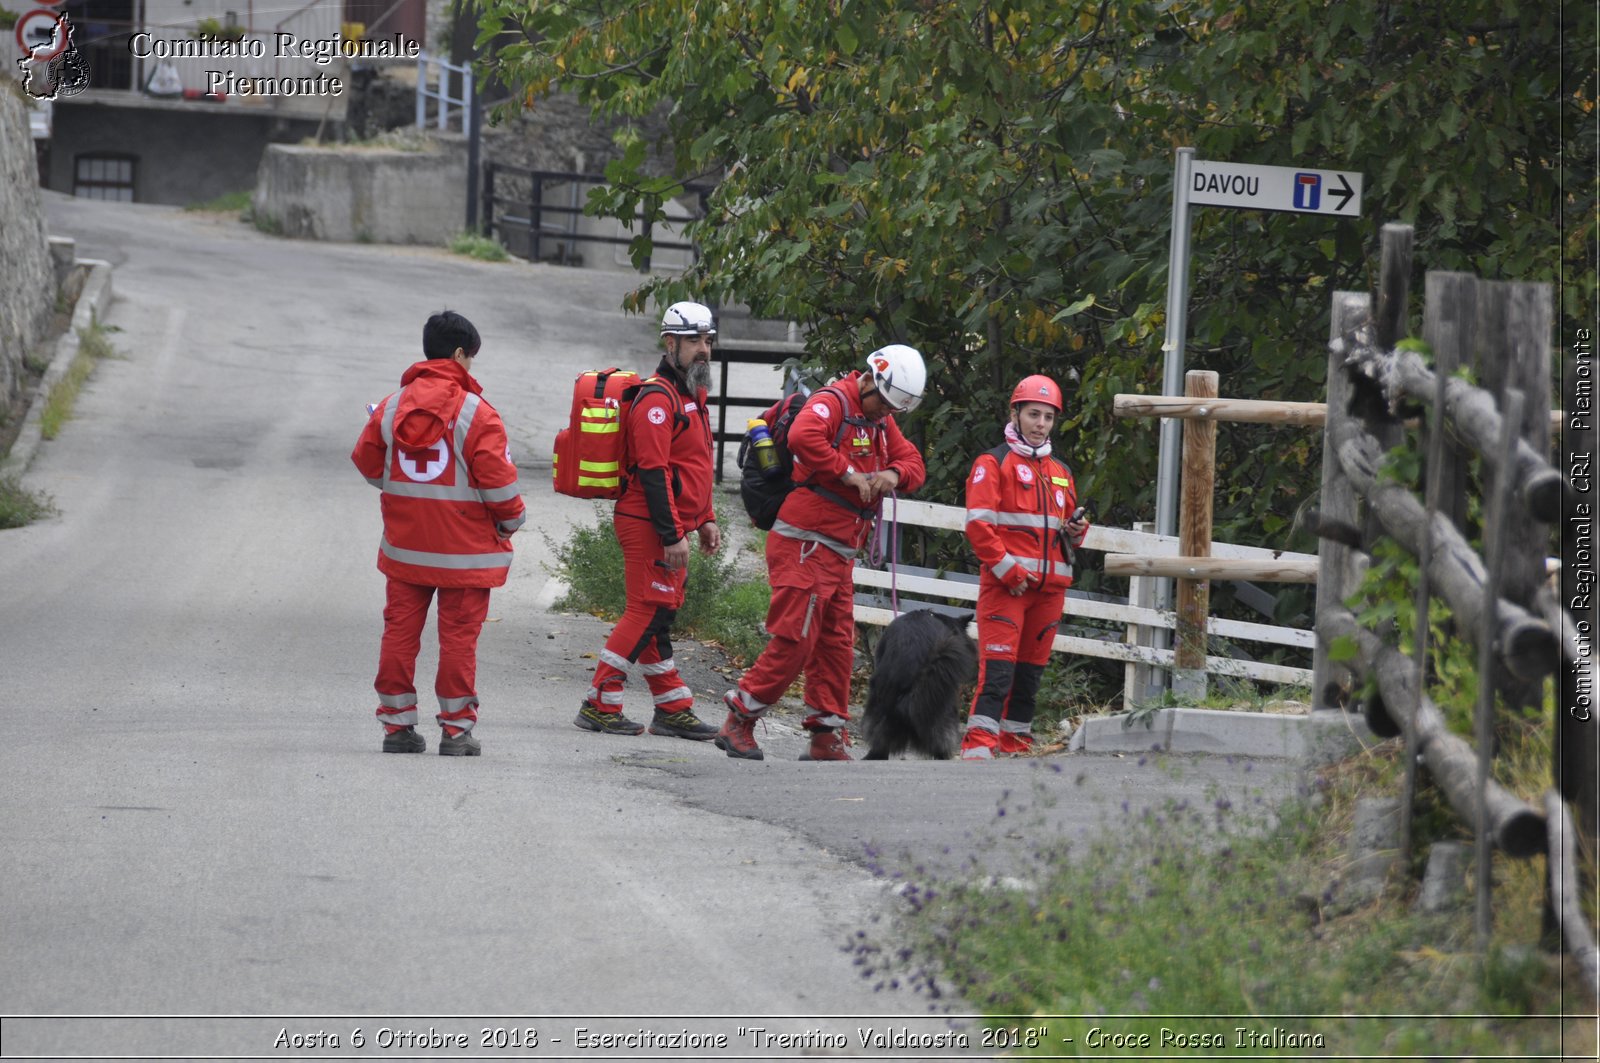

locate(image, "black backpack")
(737, 385), (873, 530)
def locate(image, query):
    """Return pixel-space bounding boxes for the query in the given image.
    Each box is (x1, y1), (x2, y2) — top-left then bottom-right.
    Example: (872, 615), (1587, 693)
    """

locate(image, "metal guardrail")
(482, 164), (709, 271)
(415, 50), (470, 131)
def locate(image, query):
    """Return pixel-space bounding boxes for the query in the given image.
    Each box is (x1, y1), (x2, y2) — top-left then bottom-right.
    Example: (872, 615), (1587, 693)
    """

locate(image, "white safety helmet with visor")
(659, 301), (718, 337)
(865, 343), (926, 414)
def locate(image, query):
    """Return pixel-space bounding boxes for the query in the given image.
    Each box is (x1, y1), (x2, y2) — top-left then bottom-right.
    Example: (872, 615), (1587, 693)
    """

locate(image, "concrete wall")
(0, 84), (57, 414)
(44, 99), (324, 206)
(252, 138), (466, 243)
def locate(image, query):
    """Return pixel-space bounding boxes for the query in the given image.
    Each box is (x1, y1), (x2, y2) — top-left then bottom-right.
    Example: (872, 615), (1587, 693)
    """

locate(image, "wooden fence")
(851, 498), (1315, 709)
(1308, 224), (1594, 990)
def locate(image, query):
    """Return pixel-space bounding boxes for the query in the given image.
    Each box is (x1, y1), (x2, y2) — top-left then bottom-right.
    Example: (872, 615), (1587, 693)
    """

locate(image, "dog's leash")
(868, 491), (902, 615)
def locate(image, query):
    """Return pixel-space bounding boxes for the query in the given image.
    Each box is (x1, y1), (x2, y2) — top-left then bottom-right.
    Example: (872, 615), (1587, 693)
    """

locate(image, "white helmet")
(660, 301), (717, 337)
(866, 344), (926, 413)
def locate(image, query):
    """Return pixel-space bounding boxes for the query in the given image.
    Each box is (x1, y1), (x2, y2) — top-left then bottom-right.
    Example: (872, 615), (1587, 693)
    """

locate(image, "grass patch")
(545, 502), (771, 664)
(40, 323), (116, 441)
(0, 475), (55, 528)
(448, 231), (510, 263)
(851, 735), (1591, 1058)
(184, 190), (252, 213)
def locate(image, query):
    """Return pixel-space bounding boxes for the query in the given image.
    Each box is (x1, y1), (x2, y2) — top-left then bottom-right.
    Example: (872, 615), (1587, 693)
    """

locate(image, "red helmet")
(1010, 374), (1062, 412)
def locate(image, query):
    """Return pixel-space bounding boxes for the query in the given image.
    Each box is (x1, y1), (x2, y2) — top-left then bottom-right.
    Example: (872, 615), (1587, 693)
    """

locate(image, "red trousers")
(374, 578), (490, 735)
(967, 573), (1063, 737)
(587, 515), (694, 714)
(734, 532), (855, 728)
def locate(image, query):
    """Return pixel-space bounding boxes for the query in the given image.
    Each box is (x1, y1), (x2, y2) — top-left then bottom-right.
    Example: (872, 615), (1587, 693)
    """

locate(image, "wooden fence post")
(1173, 370), (1218, 699)
(1423, 272), (1478, 532)
(1313, 291), (1372, 712)
(1476, 282), (1555, 711)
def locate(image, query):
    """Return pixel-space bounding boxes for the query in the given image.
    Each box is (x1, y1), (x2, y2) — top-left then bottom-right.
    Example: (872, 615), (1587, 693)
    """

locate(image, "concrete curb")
(1068, 706), (1376, 762)
(1, 254), (114, 480)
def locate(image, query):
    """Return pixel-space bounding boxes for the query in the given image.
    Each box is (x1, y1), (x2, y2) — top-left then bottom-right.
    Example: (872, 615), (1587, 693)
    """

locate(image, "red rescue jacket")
(615, 357), (714, 545)
(352, 359), (525, 588)
(964, 442), (1085, 592)
(773, 372), (926, 554)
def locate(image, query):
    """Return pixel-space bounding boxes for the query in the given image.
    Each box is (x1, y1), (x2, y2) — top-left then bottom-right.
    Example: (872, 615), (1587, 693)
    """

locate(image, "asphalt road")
(0, 196), (1301, 1058)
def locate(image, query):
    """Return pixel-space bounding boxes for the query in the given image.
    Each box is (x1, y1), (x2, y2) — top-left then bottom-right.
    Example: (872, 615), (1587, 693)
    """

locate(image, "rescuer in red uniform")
(716, 345), (928, 762)
(352, 311), (526, 756)
(960, 374), (1091, 759)
(576, 301), (722, 740)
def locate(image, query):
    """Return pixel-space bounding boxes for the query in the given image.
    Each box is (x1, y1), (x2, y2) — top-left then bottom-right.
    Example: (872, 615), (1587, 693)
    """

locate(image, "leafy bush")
(448, 232), (510, 262)
(547, 503), (772, 664)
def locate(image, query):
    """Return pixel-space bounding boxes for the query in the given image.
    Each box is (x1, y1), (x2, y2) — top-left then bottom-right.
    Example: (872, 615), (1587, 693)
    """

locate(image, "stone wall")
(252, 138), (468, 243)
(0, 83), (55, 414)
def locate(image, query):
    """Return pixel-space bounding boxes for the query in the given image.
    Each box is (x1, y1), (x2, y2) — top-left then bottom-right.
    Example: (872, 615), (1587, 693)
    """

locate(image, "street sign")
(1186, 159), (1363, 217)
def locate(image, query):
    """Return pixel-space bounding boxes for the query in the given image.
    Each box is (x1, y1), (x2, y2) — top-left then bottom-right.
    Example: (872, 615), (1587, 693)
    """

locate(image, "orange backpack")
(552, 367), (682, 498)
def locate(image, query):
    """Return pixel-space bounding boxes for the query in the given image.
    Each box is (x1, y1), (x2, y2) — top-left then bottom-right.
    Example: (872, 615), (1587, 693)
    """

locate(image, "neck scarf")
(1005, 420), (1052, 460)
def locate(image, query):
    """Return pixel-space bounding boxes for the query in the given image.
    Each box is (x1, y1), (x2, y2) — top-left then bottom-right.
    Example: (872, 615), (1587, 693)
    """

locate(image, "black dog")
(860, 610), (978, 760)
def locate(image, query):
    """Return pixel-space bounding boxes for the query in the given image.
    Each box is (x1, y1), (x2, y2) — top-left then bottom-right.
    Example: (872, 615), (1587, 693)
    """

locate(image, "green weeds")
(0, 475), (55, 528)
(448, 232), (510, 263)
(40, 323), (116, 440)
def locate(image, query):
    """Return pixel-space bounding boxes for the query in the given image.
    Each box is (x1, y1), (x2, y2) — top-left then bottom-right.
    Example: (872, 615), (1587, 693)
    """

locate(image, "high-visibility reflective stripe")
(498, 514), (526, 535)
(600, 648), (632, 672)
(577, 476), (620, 489)
(380, 537), (513, 570)
(378, 692), (417, 708)
(771, 519), (855, 558)
(1000, 719), (1032, 734)
(479, 481), (522, 503)
(579, 459), (620, 473)
(1050, 476), (1070, 487)
(966, 508), (1063, 531)
(1016, 557), (1073, 578)
(378, 709), (419, 726)
(992, 555), (1020, 579)
(652, 685), (693, 705)
(364, 476), (384, 489)
(990, 511), (1062, 529)
(580, 421), (621, 434)
(597, 688), (625, 706)
(966, 716), (1000, 735)
(384, 480), (483, 502)
(730, 688), (770, 714)
(438, 695), (478, 713)
(640, 659), (677, 676)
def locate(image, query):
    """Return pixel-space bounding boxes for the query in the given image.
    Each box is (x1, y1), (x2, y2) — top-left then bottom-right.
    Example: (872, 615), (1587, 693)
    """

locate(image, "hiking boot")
(960, 729), (999, 761)
(799, 728), (852, 762)
(997, 731), (1035, 756)
(574, 703), (645, 736)
(381, 727), (426, 754)
(438, 730), (481, 756)
(648, 709), (718, 741)
(713, 691), (763, 760)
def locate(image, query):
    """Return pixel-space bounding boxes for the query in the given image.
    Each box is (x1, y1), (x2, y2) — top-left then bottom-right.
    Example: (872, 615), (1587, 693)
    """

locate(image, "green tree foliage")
(482, 0), (1593, 572)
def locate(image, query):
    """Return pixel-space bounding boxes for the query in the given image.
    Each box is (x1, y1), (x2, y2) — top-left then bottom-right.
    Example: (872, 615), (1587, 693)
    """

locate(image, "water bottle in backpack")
(745, 418), (782, 480)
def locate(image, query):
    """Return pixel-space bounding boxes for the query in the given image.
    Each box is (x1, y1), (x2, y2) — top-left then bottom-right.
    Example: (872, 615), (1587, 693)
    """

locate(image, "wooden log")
(1104, 556), (1319, 582)
(1176, 370), (1218, 674)
(1112, 394), (1328, 425)
(1313, 291), (1371, 713)
(1543, 791), (1600, 998)
(1317, 607), (1546, 857)
(1329, 418), (1559, 682)
(1375, 223), (1415, 350)
(1343, 338), (1568, 523)
(1423, 272), (1478, 532)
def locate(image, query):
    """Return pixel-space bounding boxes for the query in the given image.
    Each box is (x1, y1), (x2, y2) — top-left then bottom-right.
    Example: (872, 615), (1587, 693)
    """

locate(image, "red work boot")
(799, 728), (852, 762)
(960, 728), (1000, 761)
(714, 690), (764, 761)
(997, 731), (1035, 756)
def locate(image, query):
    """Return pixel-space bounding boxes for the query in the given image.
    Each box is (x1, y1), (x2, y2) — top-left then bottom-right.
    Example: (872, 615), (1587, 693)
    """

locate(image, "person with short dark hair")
(352, 310), (525, 756)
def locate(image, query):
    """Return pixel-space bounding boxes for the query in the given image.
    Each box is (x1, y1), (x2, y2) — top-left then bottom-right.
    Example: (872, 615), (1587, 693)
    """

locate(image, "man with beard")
(576, 301), (723, 738)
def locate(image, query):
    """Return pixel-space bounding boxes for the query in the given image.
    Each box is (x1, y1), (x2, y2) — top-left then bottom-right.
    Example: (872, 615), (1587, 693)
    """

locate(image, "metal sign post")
(1153, 149), (1364, 692)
